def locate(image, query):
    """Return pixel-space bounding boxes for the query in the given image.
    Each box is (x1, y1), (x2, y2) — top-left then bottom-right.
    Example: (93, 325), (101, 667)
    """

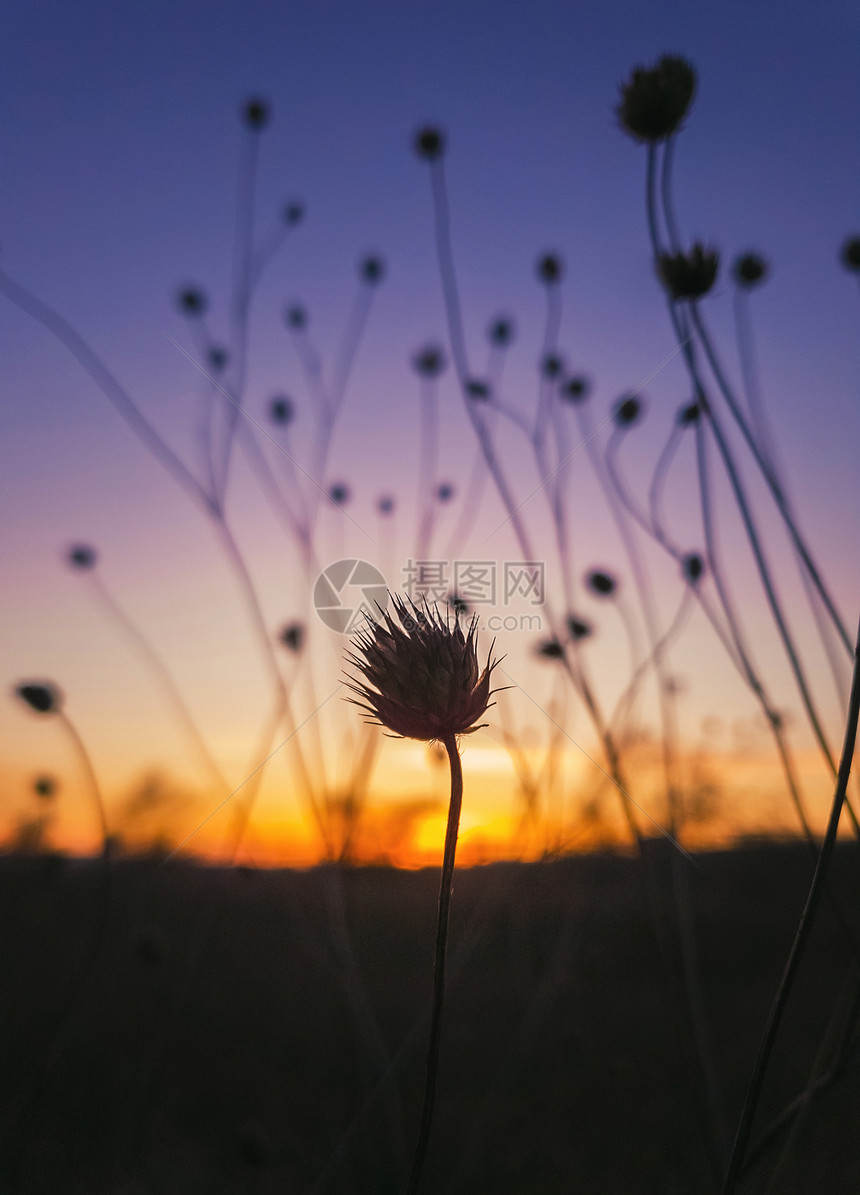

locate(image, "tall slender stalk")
(407, 733), (463, 1194)
(723, 616), (860, 1194)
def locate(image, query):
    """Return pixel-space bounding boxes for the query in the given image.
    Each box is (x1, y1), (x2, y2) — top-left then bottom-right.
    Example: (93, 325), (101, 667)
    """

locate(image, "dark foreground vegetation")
(1, 843), (859, 1193)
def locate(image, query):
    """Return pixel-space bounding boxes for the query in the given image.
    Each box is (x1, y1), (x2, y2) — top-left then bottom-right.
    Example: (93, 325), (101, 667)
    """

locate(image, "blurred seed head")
(329, 483), (350, 506)
(285, 304), (307, 330)
(541, 353), (564, 380)
(560, 375), (591, 403)
(176, 287), (208, 317)
(536, 253), (564, 285)
(437, 482), (455, 503)
(34, 775), (57, 800)
(616, 55), (697, 144)
(613, 395), (644, 427)
(377, 494), (395, 516)
(282, 199), (305, 226)
(537, 638), (565, 660)
(448, 592), (470, 618)
(840, 236), (860, 273)
(269, 396), (295, 425)
(465, 378), (492, 401)
(682, 552), (705, 584)
(346, 595), (498, 740)
(678, 400), (701, 426)
(68, 544), (97, 571)
(360, 254), (386, 285)
(280, 622), (305, 653)
(567, 615), (592, 641)
(15, 682), (62, 715)
(412, 344), (446, 378)
(242, 97), (271, 130)
(414, 125), (445, 161)
(733, 252), (769, 289)
(657, 243), (719, 300)
(488, 316), (515, 346)
(586, 569), (617, 598)
(207, 346), (229, 372)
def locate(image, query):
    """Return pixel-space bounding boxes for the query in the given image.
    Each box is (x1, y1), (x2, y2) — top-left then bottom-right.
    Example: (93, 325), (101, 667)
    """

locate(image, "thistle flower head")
(616, 55), (697, 144)
(345, 595), (499, 741)
(657, 243), (719, 300)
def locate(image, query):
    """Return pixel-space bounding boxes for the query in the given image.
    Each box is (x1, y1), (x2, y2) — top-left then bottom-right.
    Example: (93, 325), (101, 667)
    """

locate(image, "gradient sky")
(1, 0), (858, 862)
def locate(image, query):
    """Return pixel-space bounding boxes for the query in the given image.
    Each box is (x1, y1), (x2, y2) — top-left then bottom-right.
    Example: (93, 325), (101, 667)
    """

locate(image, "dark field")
(1, 843), (859, 1193)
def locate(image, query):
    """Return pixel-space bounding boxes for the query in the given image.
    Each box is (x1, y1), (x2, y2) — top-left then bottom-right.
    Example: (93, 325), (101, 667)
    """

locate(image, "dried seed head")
(282, 199), (305, 226)
(586, 569), (617, 598)
(616, 55), (697, 144)
(285, 304), (307, 330)
(567, 615), (592, 641)
(68, 544), (97, 570)
(269, 396), (294, 425)
(360, 254), (386, 285)
(488, 316), (515, 346)
(329, 483), (350, 506)
(414, 125), (445, 161)
(34, 775), (57, 800)
(657, 243), (719, 300)
(346, 595), (499, 741)
(536, 253), (564, 285)
(413, 345), (447, 378)
(208, 346), (229, 372)
(279, 622), (305, 652)
(436, 482), (455, 503)
(560, 375), (590, 403)
(378, 494), (395, 516)
(733, 252), (769, 288)
(15, 682), (62, 715)
(682, 553), (705, 584)
(242, 98), (270, 130)
(537, 638), (565, 660)
(613, 395), (643, 427)
(678, 401), (701, 426)
(176, 287), (207, 317)
(840, 236), (860, 273)
(541, 353), (564, 380)
(465, 378), (492, 401)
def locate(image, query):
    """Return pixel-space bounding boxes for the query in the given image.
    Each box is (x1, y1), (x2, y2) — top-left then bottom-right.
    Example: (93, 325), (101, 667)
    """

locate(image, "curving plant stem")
(407, 732), (463, 1194)
(723, 615), (860, 1194)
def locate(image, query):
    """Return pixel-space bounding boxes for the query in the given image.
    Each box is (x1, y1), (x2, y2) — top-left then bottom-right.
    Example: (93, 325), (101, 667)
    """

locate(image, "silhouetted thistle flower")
(34, 775), (57, 800)
(537, 638), (565, 660)
(465, 378), (491, 401)
(541, 353), (564, 380)
(68, 544), (97, 570)
(616, 55), (697, 143)
(614, 395), (643, 427)
(346, 596), (498, 741)
(414, 125), (445, 161)
(285, 303), (307, 330)
(733, 252), (769, 289)
(536, 252), (564, 285)
(560, 375), (590, 403)
(682, 553), (705, 584)
(269, 395), (294, 425)
(15, 682), (62, 714)
(242, 97), (270, 129)
(378, 494), (395, 516)
(282, 199), (305, 226)
(280, 622), (305, 653)
(360, 254), (386, 285)
(176, 287), (208, 317)
(567, 615), (592, 641)
(678, 400), (701, 426)
(488, 316), (515, 346)
(437, 482), (455, 502)
(207, 346), (229, 372)
(657, 243), (719, 300)
(586, 569), (617, 598)
(329, 483), (350, 506)
(413, 344), (446, 378)
(840, 236), (860, 273)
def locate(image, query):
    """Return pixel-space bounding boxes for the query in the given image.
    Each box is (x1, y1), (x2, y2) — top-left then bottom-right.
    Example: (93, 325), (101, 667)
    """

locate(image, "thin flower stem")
(407, 733), (463, 1194)
(723, 616), (860, 1194)
(57, 711), (109, 854)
